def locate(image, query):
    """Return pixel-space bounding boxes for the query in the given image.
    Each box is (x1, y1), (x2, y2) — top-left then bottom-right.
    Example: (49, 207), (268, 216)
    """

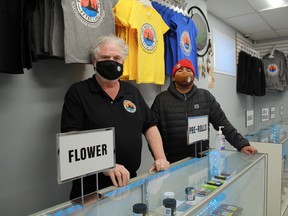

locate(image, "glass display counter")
(247, 123), (288, 216)
(30, 150), (267, 216)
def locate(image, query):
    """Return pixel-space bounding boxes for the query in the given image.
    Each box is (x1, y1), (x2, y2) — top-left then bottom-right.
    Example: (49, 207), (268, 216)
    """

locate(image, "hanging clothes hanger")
(161, 0), (169, 7)
(157, 0), (164, 5)
(177, 5), (184, 14)
(138, 0), (152, 7)
(269, 45), (276, 58)
(170, 2), (177, 11)
(182, 2), (189, 17)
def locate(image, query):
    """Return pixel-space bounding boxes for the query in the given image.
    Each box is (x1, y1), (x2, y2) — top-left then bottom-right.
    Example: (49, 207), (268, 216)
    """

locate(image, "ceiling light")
(265, 0), (284, 8)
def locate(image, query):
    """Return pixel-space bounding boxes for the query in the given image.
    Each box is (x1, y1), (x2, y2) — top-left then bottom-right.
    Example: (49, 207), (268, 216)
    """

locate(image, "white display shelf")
(249, 123), (288, 216)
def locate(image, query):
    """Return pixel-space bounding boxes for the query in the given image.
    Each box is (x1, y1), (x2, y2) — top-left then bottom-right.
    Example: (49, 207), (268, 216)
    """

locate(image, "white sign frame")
(57, 128), (115, 184)
(245, 109), (254, 127)
(270, 106), (276, 119)
(261, 108), (269, 122)
(188, 115), (209, 144)
(280, 104), (284, 116)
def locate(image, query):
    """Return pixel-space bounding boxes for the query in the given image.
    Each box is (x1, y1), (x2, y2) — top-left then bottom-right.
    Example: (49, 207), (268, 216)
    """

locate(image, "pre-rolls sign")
(188, 115), (209, 144)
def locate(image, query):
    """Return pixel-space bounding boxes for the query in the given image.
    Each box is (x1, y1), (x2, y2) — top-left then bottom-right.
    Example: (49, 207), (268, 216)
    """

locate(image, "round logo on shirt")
(267, 63), (279, 76)
(123, 100), (137, 113)
(180, 31), (192, 56)
(72, 0), (104, 28)
(140, 23), (157, 52)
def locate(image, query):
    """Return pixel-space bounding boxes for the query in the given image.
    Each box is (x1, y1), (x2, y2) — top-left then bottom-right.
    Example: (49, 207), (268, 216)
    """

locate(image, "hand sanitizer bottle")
(212, 126), (226, 177)
(215, 126), (225, 151)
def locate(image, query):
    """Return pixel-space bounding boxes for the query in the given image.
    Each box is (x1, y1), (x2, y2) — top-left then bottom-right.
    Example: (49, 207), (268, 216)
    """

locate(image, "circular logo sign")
(267, 64), (278, 76)
(140, 23), (157, 52)
(72, 0), (105, 28)
(180, 31), (192, 56)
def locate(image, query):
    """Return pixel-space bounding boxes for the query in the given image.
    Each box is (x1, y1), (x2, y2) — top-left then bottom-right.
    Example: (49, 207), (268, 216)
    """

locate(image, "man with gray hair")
(61, 35), (169, 200)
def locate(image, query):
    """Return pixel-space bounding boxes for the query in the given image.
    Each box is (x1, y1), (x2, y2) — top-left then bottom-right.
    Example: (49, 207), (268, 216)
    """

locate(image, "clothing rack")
(239, 43), (260, 58)
(236, 33), (260, 63)
(152, 0), (188, 15)
(254, 39), (288, 66)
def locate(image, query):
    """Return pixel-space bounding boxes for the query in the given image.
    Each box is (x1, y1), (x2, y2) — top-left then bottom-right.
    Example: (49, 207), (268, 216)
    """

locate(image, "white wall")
(0, 60), (94, 215)
(1, 1), (288, 216)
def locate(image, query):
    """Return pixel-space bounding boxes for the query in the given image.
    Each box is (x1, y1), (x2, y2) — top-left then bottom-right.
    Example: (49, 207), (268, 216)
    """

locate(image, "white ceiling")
(207, 0), (288, 42)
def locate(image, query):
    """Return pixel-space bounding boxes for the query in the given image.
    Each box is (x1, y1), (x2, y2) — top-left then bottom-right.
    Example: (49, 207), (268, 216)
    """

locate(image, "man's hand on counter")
(149, 158), (170, 172)
(103, 164), (130, 187)
(241, 146), (258, 154)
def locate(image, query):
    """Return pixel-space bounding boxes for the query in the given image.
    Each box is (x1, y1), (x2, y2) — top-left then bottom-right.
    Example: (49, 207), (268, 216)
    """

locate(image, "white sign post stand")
(56, 128), (115, 204)
(188, 115), (209, 158)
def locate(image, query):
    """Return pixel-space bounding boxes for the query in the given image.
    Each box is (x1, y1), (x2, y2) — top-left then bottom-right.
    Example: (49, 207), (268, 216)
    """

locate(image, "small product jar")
(163, 191), (175, 199)
(163, 198), (176, 216)
(133, 203), (147, 216)
(185, 187), (196, 201)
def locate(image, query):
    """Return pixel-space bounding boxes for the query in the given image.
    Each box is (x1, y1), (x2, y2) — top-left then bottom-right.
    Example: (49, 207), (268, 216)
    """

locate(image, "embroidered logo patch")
(176, 63), (181, 69)
(180, 31), (192, 56)
(123, 100), (136, 113)
(140, 23), (157, 53)
(72, 0), (105, 28)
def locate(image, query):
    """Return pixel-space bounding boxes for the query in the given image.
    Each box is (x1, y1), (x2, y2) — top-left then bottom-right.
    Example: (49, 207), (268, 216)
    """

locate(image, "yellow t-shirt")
(129, 2), (169, 84)
(114, 0), (136, 79)
(115, 1), (169, 84)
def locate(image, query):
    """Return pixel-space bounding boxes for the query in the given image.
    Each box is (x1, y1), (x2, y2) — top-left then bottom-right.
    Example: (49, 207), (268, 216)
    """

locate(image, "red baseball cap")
(172, 58), (195, 77)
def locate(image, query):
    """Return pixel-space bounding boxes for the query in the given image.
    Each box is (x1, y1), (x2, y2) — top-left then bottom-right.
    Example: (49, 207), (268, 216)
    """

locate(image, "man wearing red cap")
(151, 59), (257, 163)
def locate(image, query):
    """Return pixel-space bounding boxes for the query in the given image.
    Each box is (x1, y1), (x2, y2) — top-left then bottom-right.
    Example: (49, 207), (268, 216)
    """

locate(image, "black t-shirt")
(61, 75), (156, 199)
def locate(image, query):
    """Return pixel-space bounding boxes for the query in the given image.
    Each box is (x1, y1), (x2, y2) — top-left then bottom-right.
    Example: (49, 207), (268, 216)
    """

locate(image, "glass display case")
(30, 150), (267, 216)
(247, 123), (288, 216)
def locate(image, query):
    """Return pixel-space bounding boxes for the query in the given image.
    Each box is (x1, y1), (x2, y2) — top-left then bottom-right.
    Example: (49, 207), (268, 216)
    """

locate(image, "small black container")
(133, 203), (147, 215)
(185, 186), (196, 201)
(163, 198), (176, 216)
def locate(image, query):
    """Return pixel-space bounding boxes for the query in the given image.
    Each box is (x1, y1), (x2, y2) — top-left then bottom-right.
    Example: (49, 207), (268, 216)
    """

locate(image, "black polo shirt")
(61, 75), (156, 198)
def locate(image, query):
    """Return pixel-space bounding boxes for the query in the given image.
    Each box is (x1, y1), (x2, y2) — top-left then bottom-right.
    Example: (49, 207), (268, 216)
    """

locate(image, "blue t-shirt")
(170, 13), (198, 78)
(152, 2), (198, 77)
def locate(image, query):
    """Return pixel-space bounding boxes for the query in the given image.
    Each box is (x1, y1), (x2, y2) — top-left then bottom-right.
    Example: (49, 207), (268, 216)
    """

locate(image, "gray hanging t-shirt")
(61, 0), (118, 63)
(262, 53), (287, 92)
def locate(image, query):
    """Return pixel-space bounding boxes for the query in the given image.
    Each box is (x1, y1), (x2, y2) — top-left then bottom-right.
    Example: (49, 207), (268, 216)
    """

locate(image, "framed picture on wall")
(261, 108), (269, 122)
(270, 106), (276, 119)
(245, 109), (254, 127)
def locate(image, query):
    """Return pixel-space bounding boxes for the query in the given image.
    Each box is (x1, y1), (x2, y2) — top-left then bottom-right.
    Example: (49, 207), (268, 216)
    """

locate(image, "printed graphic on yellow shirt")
(181, 31), (192, 56)
(140, 24), (157, 53)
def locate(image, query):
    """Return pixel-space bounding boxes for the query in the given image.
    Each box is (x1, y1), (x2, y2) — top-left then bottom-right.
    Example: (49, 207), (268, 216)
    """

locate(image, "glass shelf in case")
(249, 124), (288, 215)
(30, 150), (267, 216)
(146, 151), (267, 216)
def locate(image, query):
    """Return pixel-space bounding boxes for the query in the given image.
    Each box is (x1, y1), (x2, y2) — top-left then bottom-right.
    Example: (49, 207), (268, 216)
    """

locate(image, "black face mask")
(96, 60), (123, 80)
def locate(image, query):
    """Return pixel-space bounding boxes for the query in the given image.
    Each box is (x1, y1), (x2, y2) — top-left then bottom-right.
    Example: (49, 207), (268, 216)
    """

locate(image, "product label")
(163, 207), (176, 216)
(187, 194), (195, 201)
(220, 136), (225, 150)
(164, 207), (172, 215)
